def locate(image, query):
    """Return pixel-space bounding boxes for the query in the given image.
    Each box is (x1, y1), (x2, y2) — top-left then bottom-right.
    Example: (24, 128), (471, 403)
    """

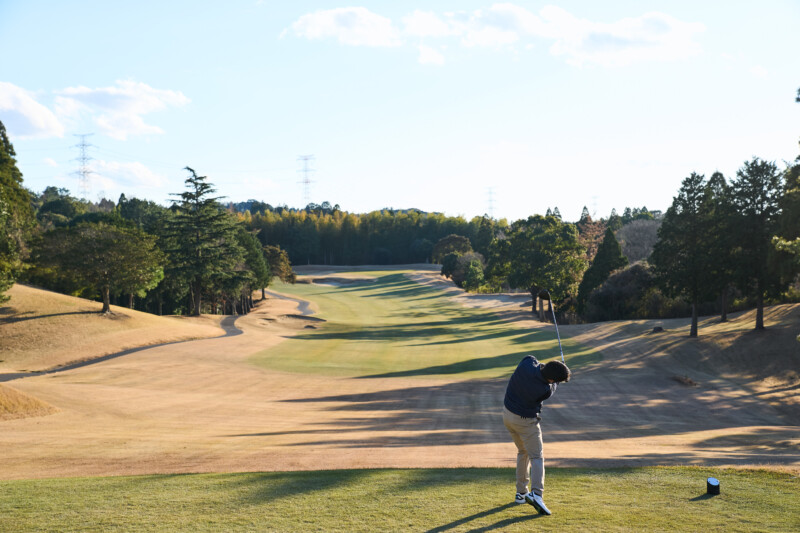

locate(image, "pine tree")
(729, 158), (783, 330)
(576, 227), (628, 314)
(166, 167), (244, 315)
(650, 172), (715, 336)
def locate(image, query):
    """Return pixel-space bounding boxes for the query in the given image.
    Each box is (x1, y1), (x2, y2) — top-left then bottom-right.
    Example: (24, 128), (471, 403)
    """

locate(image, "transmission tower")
(72, 133), (94, 199)
(297, 154), (315, 206)
(487, 187), (495, 219)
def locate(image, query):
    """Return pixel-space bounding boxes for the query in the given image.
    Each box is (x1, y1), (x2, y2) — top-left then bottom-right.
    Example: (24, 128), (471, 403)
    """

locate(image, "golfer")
(502, 355), (570, 515)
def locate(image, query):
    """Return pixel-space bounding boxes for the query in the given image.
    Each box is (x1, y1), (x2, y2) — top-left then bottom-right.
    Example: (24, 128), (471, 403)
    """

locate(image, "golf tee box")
(706, 477), (720, 495)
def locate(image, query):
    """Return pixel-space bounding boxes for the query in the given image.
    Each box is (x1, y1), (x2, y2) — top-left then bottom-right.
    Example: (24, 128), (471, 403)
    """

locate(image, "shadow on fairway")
(425, 503), (542, 532)
(689, 493), (718, 501)
(358, 346), (599, 379)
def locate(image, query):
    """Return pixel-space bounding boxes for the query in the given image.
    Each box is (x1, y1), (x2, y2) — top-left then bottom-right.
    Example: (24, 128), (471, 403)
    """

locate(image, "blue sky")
(1, 1), (798, 222)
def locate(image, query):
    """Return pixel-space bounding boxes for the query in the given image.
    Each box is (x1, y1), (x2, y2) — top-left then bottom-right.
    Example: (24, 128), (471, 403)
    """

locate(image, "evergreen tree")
(236, 228), (270, 299)
(34, 223), (164, 313)
(166, 167), (244, 315)
(506, 215), (587, 317)
(651, 173), (717, 336)
(705, 171), (735, 321)
(577, 227), (628, 314)
(729, 158), (783, 330)
(0, 120), (34, 302)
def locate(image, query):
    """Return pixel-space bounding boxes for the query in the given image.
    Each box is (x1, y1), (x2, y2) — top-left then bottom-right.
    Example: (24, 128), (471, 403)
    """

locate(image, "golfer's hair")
(542, 361), (571, 383)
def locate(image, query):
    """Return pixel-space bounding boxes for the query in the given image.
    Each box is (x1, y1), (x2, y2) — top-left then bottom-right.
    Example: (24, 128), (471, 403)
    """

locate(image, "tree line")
(0, 125), (294, 316)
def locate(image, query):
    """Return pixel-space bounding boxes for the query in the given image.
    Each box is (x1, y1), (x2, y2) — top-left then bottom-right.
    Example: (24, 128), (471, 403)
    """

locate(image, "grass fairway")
(253, 272), (599, 378)
(1, 467), (797, 532)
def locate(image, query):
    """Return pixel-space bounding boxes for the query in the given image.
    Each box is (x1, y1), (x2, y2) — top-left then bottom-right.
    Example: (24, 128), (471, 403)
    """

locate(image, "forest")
(2, 116), (800, 336)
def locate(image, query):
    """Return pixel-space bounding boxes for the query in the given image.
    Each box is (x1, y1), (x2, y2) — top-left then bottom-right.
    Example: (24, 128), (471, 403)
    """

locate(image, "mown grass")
(253, 272), (599, 378)
(1, 467), (796, 532)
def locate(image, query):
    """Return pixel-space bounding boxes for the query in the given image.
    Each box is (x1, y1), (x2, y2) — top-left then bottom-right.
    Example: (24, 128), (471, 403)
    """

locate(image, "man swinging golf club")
(502, 289), (571, 516)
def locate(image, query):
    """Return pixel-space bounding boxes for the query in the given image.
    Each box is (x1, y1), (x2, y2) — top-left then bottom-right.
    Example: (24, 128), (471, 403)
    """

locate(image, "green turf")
(1, 467), (796, 532)
(252, 272), (599, 378)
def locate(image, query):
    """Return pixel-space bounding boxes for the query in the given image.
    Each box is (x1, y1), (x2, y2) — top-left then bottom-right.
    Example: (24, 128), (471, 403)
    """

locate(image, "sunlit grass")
(1, 467), (796, 532)
(253, 272), (599, 379)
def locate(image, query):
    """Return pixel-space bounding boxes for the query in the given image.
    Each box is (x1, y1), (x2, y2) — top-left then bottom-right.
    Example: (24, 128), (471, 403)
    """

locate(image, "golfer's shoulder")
(522, 354), (540, 366)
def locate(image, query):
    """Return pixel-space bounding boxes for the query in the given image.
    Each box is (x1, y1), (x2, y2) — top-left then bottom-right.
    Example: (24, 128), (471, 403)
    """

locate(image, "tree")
(462, 259), (485, 291)
(606, 208), (623, 231)
(263, 245), (296, 284)
(615, 219), (661, 263)
(577, 227), (628, 314)
(440, 252), (460, 279)
(506, 215), (587, 318)
(237, 228), (270, 300)
(432, 234), (472, 263)
(165, 167), (244, 316)
(705, 171), (736, 321)
(451, 251), (485, 288)
(729, 158), (783, 330)
(34, 223), (164, 313)
(650, 173), (716, 336)
(0, 120), (34, 302)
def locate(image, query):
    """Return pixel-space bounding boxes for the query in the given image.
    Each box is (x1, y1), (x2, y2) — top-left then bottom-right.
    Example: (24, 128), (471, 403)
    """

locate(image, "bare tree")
(615, 219), (661, 263)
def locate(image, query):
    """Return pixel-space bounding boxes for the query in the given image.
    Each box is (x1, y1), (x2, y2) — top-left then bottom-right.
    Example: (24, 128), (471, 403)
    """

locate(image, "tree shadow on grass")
(425, 503), (542, 532)
(0, 310), (100, 324)
(358, 347), (599, 379)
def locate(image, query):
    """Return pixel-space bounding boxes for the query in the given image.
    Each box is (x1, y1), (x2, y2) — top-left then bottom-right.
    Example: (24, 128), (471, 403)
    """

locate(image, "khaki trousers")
(502, 406), (544, 496)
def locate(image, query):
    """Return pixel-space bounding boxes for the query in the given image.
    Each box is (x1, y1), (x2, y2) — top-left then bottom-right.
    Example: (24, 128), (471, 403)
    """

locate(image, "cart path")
(1, 274), (797, 480)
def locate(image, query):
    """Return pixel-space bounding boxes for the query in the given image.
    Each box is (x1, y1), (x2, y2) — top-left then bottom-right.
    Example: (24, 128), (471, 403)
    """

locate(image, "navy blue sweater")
(504, 356), (556, 418)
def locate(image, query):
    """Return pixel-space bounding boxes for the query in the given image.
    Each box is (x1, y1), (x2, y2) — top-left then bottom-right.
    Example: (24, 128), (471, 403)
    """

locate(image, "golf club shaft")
(550, 303), (565, 364)
(542, 290), (565, 364)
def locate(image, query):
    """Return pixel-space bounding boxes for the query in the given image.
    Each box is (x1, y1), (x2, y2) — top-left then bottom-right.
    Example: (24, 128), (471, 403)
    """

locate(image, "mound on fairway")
(0, 383), (56, 420)
(0, 284), (225, 373)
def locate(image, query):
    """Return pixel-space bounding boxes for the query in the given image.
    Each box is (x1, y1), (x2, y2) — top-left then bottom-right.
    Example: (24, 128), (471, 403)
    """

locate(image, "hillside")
(0, 284), (225, 374)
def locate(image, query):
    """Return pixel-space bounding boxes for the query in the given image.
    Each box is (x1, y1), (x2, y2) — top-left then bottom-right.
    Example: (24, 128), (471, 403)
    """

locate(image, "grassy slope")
(0, 284), (224, 373)
(252, 272), (600, 379)
(0, 468), (796, 532)
(0, 384), (56, 420)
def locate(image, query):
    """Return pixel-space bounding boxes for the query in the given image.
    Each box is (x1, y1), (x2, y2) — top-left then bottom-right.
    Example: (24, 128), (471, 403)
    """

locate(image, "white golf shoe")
(524, 492), (552, 515)
(514, 492), (526, 504)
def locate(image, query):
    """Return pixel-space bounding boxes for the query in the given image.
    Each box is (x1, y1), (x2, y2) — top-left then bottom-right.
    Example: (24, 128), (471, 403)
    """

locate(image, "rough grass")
(253, 272), (600, 379)
(0, 384), (56, 420)
(0, 284), (224, 373)
(0, 467), (796, 532)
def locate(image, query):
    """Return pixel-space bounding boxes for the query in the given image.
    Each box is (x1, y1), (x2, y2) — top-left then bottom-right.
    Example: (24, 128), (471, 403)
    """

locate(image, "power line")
(297, 154), (315, 206)
(487, 187), (495, 219)
(72, 133), (94, 199)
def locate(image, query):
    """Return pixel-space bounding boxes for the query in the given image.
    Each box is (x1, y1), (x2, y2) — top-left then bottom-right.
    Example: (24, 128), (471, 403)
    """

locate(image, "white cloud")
(92, 159), (165, 189)
(55, 80), (189, 140)
(288, 7), (402, 47)
(403, 10), (456, 38)
(541, 8), (705, 67)
(0, 82), (65, 139)
(417, 45), (445, 66)
(44, 157), (58, 167)
(287, 4), (704, 68)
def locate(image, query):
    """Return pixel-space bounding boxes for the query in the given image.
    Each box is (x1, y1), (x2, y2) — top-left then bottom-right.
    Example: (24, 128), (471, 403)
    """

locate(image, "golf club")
(537, 289), (565, 365)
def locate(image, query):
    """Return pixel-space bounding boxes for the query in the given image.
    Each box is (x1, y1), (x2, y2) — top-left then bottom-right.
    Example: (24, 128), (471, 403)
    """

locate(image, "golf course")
(1, 266), (798, 531)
